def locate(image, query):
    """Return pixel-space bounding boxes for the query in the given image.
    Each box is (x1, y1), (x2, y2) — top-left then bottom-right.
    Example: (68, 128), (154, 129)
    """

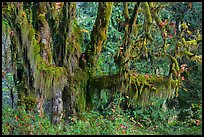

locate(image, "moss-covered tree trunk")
(2, 2), (113, 124)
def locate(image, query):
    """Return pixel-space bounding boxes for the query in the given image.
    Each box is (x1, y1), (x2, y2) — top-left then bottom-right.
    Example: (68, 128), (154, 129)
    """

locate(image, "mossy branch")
(116, 2), (140, 70)
(149, 2), (168, 48)
(123, 2), (129, 23)
(90, 72), (177, 107)
(85, 2), (113, 69)
(90, 74), (120, 90)
(142, 2), (153, 43)
(129, 2), (140, 31)
(167, 54), (179, 72)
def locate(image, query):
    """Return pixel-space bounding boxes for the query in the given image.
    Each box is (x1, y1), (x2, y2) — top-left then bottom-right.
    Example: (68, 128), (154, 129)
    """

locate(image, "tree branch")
(129, 2), (140, 28)
(123, 2), (129, 23)
(85, 2), (113, 69)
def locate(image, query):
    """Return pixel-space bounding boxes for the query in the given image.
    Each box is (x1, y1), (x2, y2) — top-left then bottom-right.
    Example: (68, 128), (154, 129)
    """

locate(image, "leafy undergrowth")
(2, 101), (202, 135)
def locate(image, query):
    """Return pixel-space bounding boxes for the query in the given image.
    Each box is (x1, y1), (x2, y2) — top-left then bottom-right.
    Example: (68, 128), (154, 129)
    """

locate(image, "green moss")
(167, 54), (179, 72)
(152, 11), (162, 26)
(73, 69), (88, 82)
(102, 2), (113, 28)
(20, 19), (31, 45)
(127, 73), (177, 107)
(73, 19), (83, 46)
(90, 74), (120, 90)
(2, 19), (11, 37)
(182, 49), (194, 57)
(28, 27), (35, 41)
(5, 2), (69, 102)
(67, 22), (82, 56)
(38, 13), (46, 26)
(186, 39), (198, 45)
(181, 38), (186, 45)
(69, 69), (88, 115)
(143, 2), (152, 24)
(85, 2), (113, 68)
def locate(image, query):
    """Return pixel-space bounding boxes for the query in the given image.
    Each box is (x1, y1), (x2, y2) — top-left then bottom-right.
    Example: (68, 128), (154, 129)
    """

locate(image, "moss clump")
(34, 61), (67, 99)
(127, 73), (177, 107)
(14, 8), (66, 99)
(37, 13), (48, 29)
(73, 19), (83, 46)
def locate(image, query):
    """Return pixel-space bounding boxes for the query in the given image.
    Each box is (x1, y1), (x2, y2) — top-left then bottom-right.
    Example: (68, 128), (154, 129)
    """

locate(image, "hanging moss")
(66, 18), (83, 56)
(34, 61), (67, 99)
(73, 69), (88, 115)
(89, 71), (177, 108)
(11, 5), (68, 99)
(38, 13), (46, 24)
(11, 8), (68, 99)
(167, 54), (179, 72)
(125, 73), (177, 107)
(73, 19), (83, 47)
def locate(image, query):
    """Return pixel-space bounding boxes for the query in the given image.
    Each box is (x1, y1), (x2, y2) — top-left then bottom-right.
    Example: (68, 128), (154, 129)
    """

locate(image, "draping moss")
(65, 18), (83, 58)
(72, 69), (88, 115)
(127, 74), (177, 107)
(34, 61), (67, 99)
(4, 2), (181, 117)
(11, 7), (68, 99)
(90, 74), (120, 90)
(90, 72), (177, 107)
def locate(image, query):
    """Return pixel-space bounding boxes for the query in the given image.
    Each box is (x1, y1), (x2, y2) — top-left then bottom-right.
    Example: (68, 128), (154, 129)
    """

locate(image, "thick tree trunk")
(52, 90), (63, 124)
(2, 2), (112, 124)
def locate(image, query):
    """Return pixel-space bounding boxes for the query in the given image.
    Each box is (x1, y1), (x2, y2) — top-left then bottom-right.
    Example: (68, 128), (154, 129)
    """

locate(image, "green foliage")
(2, 96), (202, 135)
(76, 2), (98, 52)
(67, 108), (159, 135)
(128, 97), (202, 135)
(156, 121), (202, 135)
(177, 60), (202, 125)
(2, 104), (65, 135)
(130, 98), (176, 126)
(166, 2), (202, 31)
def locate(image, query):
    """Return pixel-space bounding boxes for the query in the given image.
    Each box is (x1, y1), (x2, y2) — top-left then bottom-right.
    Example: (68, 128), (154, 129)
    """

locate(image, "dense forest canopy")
(2, 2), (202, 135)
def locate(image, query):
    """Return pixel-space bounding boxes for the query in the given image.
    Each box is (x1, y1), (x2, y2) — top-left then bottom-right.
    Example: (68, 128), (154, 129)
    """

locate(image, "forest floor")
(2, 102), (202, 135)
